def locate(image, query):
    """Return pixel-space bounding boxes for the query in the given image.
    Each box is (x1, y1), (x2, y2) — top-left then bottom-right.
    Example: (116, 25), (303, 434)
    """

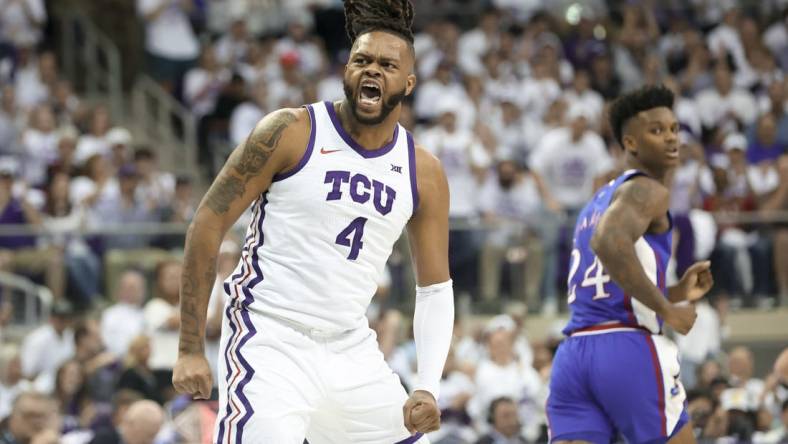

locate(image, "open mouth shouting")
(358, 79), (382, 111)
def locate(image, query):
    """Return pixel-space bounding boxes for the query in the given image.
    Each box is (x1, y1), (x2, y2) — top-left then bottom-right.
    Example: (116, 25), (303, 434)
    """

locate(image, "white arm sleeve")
(413, 279), (454, 400)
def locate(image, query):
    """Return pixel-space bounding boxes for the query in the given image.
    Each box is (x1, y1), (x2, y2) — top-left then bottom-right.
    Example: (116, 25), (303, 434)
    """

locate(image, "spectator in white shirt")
(273, 17), (324, 77)
(19, 301), (76, 393)
(144, 259), (181, 399)
(458, 9), (500, 76)
(229, 77), (267, 146)
(528, 104), (613, 216)
(478, 160), (561, 311)
(105, 126), (133, 172)
(214, 17), (250, 68)
(184, 44), (231, 118)
(0, 346), (31, 421)
(21, 103), (58, 187)
(74, 105), (112, 166)
(14, 49), (57, 111)
(101, 269), (147, 358)
(136, 0), (200, 94)
(133, 147), (175, 211)
(562, 69), (603, 128)
(467, 328), (543, 439)
(0, 0), (46, 47)
(414, 60), (467, 123)
(695, 62), (759, 130)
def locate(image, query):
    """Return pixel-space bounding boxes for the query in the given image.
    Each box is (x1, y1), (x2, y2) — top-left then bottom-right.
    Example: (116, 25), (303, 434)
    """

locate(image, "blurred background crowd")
(0, 0), (787, 443)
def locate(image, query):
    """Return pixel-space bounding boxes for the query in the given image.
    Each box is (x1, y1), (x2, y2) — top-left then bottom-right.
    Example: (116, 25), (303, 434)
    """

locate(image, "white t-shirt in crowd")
(137, 0), (200, 60)
(74, 134), (110, 165)
(229, 101), (264, 146)
(20, 324), (74, 393)
(563, 89), (604, 125)
(529, 127), (614, 209)
(144, 298), (179, 370)
(0, 0), (46, 46)
(183, 68), (231, 117)
(21, 128), (58, 186)
(100, 302), (146, 357)
(694, 86), (759, 128)
(13, 64), (48, 110)
(420, 125), (491, 218)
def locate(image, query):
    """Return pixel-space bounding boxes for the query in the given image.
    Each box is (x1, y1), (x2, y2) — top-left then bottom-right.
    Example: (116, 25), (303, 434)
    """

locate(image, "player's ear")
(622, 134), (637, 156)
(405, 73), (416, 96)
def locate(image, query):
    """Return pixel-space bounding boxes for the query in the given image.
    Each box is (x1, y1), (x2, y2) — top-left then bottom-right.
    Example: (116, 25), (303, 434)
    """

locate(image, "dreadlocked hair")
(344, 0), (415, 44)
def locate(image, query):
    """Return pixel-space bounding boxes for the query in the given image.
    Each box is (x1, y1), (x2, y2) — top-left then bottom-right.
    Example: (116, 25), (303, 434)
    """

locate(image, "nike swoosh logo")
(320, 148), (342, 154)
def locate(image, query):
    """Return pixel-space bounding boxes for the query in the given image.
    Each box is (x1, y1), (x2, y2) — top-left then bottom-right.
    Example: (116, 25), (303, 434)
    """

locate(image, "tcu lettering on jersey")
(324, 170), (396, 216)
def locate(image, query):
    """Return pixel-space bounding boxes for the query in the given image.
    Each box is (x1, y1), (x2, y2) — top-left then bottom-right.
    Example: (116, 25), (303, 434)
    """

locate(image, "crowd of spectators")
(0, 0), (787, 442)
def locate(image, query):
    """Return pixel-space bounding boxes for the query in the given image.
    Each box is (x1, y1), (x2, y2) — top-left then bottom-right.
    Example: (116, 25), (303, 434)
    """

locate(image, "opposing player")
(172, 1), (453, 443)
(546, 85), (714, 444)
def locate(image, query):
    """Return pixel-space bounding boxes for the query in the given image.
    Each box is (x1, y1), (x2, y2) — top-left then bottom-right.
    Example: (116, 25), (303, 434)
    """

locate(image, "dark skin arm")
(173, 108), (308, 398)
(403, 145), (451, 434)
(591, 176), (697, 334)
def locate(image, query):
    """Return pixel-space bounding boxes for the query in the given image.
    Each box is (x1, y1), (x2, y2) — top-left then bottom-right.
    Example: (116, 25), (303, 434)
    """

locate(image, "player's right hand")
(173, 353), (213, 399)
(663, 303), (697, 335)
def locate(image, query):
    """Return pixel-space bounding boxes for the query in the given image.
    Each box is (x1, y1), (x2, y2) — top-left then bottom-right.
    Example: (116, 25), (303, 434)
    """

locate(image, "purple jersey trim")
(406, 131), (419, 215)
(272, 104), (316, 182)
(324, 101), (399, 158)
(395, 432), (424, 444)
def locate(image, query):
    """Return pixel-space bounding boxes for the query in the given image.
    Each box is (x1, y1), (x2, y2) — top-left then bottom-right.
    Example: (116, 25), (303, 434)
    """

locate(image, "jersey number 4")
(567, 248), (611, 303)
(336, 217), (368, 260)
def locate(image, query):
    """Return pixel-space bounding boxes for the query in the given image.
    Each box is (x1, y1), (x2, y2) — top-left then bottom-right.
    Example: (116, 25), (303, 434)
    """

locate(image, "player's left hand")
(678, 261), (714, 302)
(403, 390), (441, 434)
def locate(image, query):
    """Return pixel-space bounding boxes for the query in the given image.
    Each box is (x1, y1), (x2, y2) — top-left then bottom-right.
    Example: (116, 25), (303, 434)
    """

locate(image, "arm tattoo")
(203, 110), (298, 215)
(179, 235), (218, 354)
(233, 111), (297, 180)
(204, 176), (245, 215)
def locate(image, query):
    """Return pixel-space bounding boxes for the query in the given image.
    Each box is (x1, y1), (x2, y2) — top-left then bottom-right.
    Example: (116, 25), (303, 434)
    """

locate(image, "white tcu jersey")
(223, 101), (418, 332)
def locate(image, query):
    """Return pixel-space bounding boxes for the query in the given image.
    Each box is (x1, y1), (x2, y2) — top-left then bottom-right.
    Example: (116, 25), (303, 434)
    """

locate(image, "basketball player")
(546, 85), (714, 444)
(172, 1), (453, 443)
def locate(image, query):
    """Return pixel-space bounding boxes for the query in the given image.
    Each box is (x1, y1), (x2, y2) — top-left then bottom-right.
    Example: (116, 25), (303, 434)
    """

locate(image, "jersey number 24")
(567, 248), (612, 303)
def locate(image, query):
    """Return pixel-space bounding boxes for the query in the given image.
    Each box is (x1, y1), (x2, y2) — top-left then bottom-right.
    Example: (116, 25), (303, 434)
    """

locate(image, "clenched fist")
(403, 390), (441, 434)
(173, 353), (213, 399)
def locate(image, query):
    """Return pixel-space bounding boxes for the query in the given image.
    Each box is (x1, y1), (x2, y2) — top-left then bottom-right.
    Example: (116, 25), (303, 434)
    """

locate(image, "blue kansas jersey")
(563, 169), (672, 336)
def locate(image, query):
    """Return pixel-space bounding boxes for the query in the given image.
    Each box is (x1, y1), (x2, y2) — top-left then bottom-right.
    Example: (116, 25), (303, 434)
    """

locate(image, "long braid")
(344, 0), (414, 44)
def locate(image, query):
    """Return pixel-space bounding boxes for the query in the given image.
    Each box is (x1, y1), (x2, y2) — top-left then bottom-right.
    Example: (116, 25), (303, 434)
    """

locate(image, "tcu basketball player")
(172, 1), (453, 443)
(546, 86), (714, 444)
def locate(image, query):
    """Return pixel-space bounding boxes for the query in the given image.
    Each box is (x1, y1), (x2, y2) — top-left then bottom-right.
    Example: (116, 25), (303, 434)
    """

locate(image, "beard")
(343, 79), (406, 125)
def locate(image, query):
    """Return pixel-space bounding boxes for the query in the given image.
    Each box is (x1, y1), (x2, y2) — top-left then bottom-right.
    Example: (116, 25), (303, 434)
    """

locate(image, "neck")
(625, 155), (669, 184)
(337, 100), (399, 150)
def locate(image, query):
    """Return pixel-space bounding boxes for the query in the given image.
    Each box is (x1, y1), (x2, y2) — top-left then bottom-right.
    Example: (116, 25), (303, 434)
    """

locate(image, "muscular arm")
(590, 176), (672, 317)
(407, 146), (450, 286)
(178, 109), (307, 355)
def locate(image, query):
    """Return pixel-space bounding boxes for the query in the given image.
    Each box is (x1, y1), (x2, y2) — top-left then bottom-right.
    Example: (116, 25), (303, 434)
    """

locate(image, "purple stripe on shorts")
(232, 287), (258, 443)
(395, 432), (424, 444)
(324, 101), (399, 159)
(247, 196), (268, 289)
(272, 104), (316, 182)
(216, 290), (238, 443)
(406, 131), (419, 215)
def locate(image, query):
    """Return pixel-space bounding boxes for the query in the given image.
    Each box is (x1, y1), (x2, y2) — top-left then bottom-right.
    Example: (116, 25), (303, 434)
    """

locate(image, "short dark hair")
(609, 85), (674, 146)
(134, 147), (155, 161)
(344, 0), (415, 45)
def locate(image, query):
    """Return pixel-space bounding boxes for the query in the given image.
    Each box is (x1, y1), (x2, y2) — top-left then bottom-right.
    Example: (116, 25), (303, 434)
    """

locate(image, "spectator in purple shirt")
(748, 113), (786, 165)
(0, 156), (64, 299)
